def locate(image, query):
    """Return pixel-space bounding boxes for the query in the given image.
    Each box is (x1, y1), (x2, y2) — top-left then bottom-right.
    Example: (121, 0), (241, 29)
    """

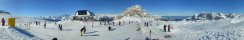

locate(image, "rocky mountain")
(122, 5), (148, 17)
(113, 5), (160, 22)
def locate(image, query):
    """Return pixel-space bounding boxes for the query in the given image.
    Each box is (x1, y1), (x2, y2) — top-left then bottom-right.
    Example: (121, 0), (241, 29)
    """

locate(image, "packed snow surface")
(0, 15), (244, 40)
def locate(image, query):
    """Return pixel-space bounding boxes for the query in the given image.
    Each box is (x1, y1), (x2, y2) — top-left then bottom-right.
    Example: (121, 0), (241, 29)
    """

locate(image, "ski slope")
(0, 15), (244, 40)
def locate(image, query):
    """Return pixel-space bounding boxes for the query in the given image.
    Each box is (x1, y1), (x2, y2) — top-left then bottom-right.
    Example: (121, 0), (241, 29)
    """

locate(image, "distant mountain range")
(0, 10), (11, 15)
(161, 13), (242, 21)
(189, 13), (241, 20)
(161, 16), (190, 21)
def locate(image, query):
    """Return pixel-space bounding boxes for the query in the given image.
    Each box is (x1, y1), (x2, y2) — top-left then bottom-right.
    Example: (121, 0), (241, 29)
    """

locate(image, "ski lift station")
(72, 10), (95, 21)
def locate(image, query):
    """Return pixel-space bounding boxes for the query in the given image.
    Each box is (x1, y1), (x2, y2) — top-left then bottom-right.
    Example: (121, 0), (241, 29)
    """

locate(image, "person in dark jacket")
(119, 21), (121, 26)
(100, 21), (102, 25)
(44, 22), (46, 28)
(58, 24), (62, 31)
(108, 26), (111, 31)
(104, 22), (106, 25)
(35, 22), (38, 25)
(80, 26), (86, 36)
(129, 21), (130, 24)
(107, 21), (110, 25)
(144, 22), (146, 26)
(146, 22), (149, 27)
(112, 21), (115, 26)
(163, 25), (167, 32)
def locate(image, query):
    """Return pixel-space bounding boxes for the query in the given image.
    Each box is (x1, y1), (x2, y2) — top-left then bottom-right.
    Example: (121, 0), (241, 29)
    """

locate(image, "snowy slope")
(12, 15), (244, 40)
(169, 15), (244, 40)
(1, 13), (244, 40)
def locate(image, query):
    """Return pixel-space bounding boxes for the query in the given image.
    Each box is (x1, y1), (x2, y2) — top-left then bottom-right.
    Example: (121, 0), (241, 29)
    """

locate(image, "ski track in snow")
(0, 26), (42, 40)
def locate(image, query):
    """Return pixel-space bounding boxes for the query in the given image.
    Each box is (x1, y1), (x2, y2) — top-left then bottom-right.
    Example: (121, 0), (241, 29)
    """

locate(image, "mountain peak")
(123, 5), (148, 17)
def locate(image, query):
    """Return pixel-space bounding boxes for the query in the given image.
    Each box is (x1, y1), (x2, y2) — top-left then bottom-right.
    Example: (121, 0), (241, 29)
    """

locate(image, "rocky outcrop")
(122, 5), (148, 17)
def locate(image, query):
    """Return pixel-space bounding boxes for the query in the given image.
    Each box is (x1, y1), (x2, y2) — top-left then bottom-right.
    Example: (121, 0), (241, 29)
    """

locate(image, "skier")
(147, 22), (149, 27)
(129, 21), (130, 24)
(44, 22), (46, 28)
(163, 24), (167, 32)
(119, 21), (121, 26)
(92, 22), (94, 27)
(1, 18), (5, 26)
(136, 24), (141, 31)
(39, 22), (40, 25)
(100, 21), (102, 25)
(28, 22), (31, 30)
(144, 22), (146, 26)
(112, 21), (114, 26)
(168, 24), (171, 32)
(54, 23), (57, 25)
(107, 21), (110, 25)
(108, 26), (111, 31)
(150, 23), (152, 26)
(80, 26), (86, 36)
(35, 22), (38, 25)
(149, 30), (152, 40)
(157, 22), (159, 26)
(104, 22), (106, 25)
(58, 24), (62, 31)
(123, 21), (125, 24)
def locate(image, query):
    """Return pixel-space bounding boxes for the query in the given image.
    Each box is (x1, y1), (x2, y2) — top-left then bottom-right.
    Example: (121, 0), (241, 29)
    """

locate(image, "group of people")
(100, 21), (121, 26)
(128, 21), (136, 24)
(80, 25), (114, 36)
(35, 21), (41, 25)
(99, 21), (140, 27)
(99, 21), (112, 25)
(163, 24), (172, 32)
(44, 22), (46, 28)
(144, 22), (150, 27)
(58, 24), (63, 31)
(25, 22), (31, 30)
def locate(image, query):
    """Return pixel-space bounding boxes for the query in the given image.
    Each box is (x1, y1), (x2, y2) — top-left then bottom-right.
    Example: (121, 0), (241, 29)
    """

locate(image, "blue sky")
(0, 0), (244, 16)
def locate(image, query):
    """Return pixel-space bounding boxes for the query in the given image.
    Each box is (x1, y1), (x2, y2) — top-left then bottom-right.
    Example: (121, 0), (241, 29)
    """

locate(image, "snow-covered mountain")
(161, 16), (190, 21)
(122, 5), (148, 17)
(189, 13), (241, 20)
(39, 14), (72, 22)
(114, 5), (160, 22)
(93, 14), (116, 21)
(0, 10), (12, 18)
(0, 10), (11, 15)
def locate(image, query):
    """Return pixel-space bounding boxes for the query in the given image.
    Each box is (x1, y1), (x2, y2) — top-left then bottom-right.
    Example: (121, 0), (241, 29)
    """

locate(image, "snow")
(0, 15), (243, 40)
(0, 11), (244, 40)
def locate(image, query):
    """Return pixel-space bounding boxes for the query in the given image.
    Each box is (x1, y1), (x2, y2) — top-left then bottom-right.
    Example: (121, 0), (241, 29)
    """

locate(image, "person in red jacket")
(2, 18), (5, 26)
